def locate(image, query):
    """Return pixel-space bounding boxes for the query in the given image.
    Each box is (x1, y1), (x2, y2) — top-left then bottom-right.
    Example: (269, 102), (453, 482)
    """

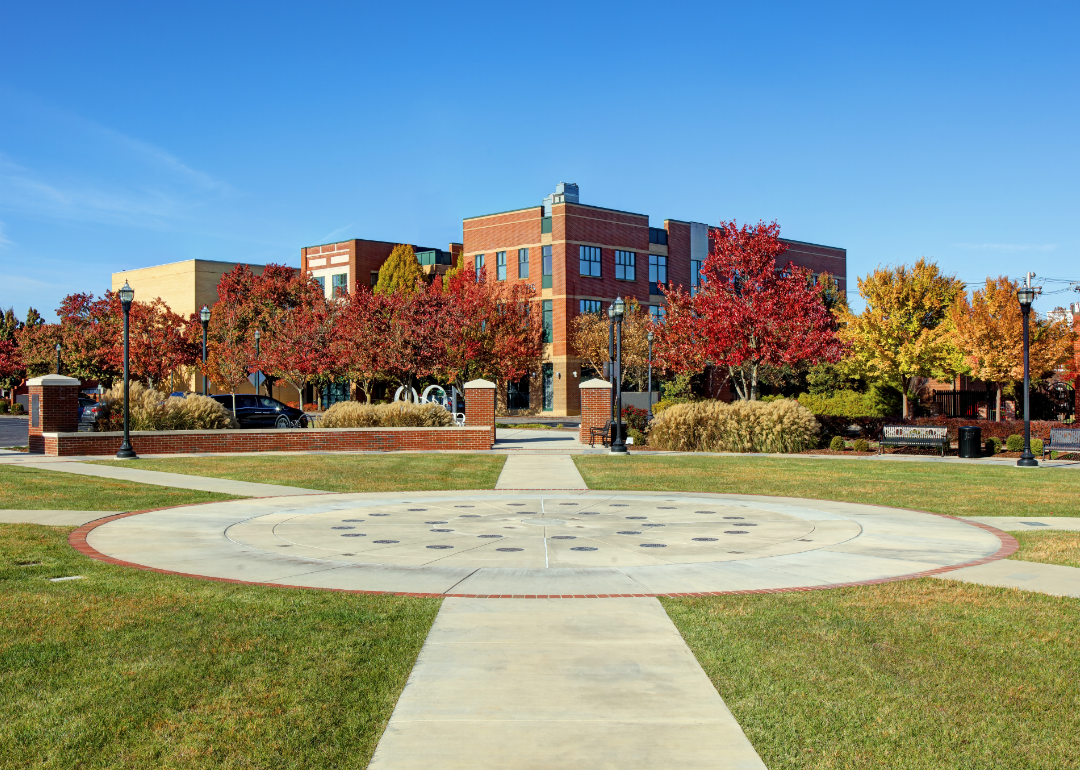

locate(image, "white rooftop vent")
(543, 182), (579, 215)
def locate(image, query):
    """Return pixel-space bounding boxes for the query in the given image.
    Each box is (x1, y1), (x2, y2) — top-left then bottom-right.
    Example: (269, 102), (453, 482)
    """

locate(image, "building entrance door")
(542, 364), (553, 412)
(507, 375), (530, 410)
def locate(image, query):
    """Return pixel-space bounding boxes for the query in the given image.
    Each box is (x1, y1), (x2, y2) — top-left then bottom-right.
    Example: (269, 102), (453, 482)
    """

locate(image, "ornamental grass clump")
(647, 398), (819, 453)
(319, 401), (455, 428)
(97, 382), (237, 431)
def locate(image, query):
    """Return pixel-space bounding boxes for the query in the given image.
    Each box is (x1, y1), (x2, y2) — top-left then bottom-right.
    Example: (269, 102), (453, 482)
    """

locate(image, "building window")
(542, 245), (553, 289)
(580, 299), (602, 315)
(496, 251), (507, 281)
(649, 305), (666, 323)
(542, 300), (553, 343)
(691, 259), (703, 296)
(615, 251), (636, 281)
(649, 254), (667, 294)
(518, 248), (529, 279)
(314, 276), (326, 293)
(370, 271), (379, 287)
(579, 245), (601, 278)
(475, 254), (485, 282)
(331, 273), (348, 297)
(649, 227), (668, 245)
(541, 216), (552, 234)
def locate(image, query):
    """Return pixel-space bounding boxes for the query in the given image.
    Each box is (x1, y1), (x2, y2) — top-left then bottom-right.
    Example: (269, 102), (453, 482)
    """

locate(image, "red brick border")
(67, 505), (1019, 599)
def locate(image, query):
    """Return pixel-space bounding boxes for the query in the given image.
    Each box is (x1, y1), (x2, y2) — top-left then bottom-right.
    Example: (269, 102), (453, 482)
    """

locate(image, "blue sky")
(1, 1), (1077, 320)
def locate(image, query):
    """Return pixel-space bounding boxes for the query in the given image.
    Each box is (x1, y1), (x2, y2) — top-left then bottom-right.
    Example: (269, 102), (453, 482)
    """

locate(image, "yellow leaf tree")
(950, 276), (1077, 421)
(569, 299), (654, 391)
(838, 258), (965, 418)
(374, 245), (423, 296)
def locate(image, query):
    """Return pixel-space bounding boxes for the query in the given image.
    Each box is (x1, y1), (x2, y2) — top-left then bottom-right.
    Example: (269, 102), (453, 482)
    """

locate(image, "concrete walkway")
(369, 597), (766, 770)
(936, 559), (1080, 598)
(966, 516), (1080, 531)
(494, 454), (588, 490)
(16, 461), (328, 497)
(0, 509), (118, 526)
(494, 427), (585, 452)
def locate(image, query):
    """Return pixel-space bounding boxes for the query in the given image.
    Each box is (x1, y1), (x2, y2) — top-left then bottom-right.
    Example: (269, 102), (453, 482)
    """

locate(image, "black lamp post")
(55, 343), (61, 375)
(1016, 282), (1038, 467)
(254, 329), (262, 396)
(200, 305), (210, 396)
(647, 330), (655, 417)
(116, 281), (137, 459)
(607, 304), (615, 424)
(610, 296), (628, 455)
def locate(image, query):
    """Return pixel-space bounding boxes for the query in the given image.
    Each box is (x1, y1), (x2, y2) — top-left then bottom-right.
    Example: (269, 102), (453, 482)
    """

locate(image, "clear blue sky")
(1, 1), (1077, 320)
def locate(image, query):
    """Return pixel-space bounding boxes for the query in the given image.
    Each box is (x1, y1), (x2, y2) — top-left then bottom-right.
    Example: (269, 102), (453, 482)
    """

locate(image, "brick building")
(461, 183), (847, 415)
(300, 238), (462, 299)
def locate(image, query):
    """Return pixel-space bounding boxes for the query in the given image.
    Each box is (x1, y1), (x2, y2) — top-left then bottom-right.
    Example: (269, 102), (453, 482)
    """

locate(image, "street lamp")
(254, 329), (262, 397)
(647, 330), (655, 417)
(610, 296), (628, 455)
(1016, 280), (1038, 467)
(199, 305), (210, 396)
(55, 343), (61, 375)
(116, 282), (137, 459)
(607, 303), (616, 424)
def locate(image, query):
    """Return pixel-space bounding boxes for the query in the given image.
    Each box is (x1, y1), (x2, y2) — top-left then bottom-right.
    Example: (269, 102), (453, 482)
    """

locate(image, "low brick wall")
(40, 426), (493, 456)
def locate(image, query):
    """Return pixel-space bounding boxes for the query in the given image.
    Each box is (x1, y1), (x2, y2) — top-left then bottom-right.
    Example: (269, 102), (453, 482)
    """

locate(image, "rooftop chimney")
(543, 182), (579, 215)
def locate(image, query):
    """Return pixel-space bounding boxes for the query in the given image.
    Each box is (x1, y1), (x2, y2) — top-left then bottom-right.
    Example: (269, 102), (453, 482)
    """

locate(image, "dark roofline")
(463, 205), (543, 222)
(780, 237), (847, 253)
(301, 238), (436, 251)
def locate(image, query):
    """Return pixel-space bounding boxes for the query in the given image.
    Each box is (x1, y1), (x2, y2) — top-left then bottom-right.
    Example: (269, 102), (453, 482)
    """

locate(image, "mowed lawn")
(0, 523), (440, 770)
(664, 580), (1080, 770)
(574, 455), (1080, 517)
(0, 465), (238, 511)
(1012, 530), (1080, 568)
(91, 454), (507, 493)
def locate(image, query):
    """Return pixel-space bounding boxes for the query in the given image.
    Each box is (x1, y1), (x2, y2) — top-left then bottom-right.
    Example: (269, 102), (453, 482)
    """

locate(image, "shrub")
(96, 382), (237, 431)
(10, 402), (24, 414)
(1006, 434), (1024, 452)
(829, 435), (845, 451)
(319, 401), (454, 428)
(0, 399), (8, 414)
(1031, 438), (1044, 455)
(621, 405), (649, 433)
(853, 438), (870, 453)
(797, 389), (890, 418)
(648, 399), (819, 454)
(985, 436), (1001, 455)
(627, 427), (646, 446)
(651, 399), (678, 415)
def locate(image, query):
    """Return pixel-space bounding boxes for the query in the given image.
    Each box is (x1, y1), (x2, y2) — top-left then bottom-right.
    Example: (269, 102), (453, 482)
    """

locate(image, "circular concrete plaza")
(74, 491), (1013, 597)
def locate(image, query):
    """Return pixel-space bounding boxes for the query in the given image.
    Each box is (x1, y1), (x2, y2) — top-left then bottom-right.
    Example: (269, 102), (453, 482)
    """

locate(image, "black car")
(210, 394), (308, 429)
(78, 397), (103, 428)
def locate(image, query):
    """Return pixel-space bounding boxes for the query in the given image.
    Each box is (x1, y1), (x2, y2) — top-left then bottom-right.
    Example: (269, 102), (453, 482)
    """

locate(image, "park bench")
(588, 419), (614, 447)
(878, 425), (949, 457)
(1044, 429), (1080, 459)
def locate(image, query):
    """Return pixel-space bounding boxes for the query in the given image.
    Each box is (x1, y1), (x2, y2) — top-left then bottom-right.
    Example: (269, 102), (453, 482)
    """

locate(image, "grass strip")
(0, 523), (439, 769)
(1011, 530), (1080, 568)
(663, 581), (1080, 769)
(89, 454), (506, 493)
(574, 455), (1080, 517)
(0, 465), (237, 511)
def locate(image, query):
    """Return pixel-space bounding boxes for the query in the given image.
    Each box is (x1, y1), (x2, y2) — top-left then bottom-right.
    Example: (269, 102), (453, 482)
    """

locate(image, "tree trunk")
(750, 364), (759, 401)
(901, 385), (908, 420)
(996, 384), (1002, 422)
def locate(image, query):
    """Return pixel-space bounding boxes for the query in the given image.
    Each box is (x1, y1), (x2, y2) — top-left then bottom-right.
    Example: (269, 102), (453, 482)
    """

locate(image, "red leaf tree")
(258, 279), (339, 408)
(655, 220), (842, 400)
(333, 285), (392, 402)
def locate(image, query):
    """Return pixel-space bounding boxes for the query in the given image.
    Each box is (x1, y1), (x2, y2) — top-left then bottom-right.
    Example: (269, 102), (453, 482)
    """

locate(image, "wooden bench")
(588, 420), (613, 448)
(1044, 428), (1080, 459)
(879, 425), (949, 456)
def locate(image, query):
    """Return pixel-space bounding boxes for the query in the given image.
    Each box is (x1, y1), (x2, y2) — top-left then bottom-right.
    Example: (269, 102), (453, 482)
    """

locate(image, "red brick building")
(300, 238), (462, 299)
(461, 183), (847, 415)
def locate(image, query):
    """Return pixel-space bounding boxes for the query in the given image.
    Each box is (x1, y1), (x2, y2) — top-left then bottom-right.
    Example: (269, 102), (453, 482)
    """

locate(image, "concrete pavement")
(936, 559), (1080, 598)
(493, 427), (585, 452)
(494, 454), (588, 489)
(368, 597), (766, 770)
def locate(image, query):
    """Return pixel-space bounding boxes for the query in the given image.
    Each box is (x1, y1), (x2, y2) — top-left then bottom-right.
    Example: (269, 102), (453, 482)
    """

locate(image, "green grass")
(1012, 530), (1080, 568)
(0, 465), (238, 511)
(574, 455), (1080, 517)
(496, 422), (569, 430)
(663, 581), (1080, 769)
(89, 454), (507, 493)
(0, 523), (440, 769)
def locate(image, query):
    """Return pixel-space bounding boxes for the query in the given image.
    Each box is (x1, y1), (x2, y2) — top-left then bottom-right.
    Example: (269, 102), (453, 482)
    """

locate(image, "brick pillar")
(26, 374), (81, 454)
(579, 378), (612, 444)
(464, 378), (496, 448)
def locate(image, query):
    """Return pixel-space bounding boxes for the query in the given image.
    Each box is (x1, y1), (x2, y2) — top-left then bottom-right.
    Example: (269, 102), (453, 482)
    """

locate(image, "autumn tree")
(14, 309), (56, 379)
(949, 277), (1077, 420)
(259, 283), (339, 409)
(838, 258), (964, 418)
(0, 309), (24, 393)
(119, 296), (198, 391)
(375, 244), (423, 296)
(333, 286), (391, 402)
(568, 298), (653, 390)
(655, 220), (842, 401)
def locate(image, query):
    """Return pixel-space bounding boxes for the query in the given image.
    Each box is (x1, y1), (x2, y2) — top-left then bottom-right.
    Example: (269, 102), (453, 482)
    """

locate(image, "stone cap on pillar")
(463, 379), (496, 389)
(579, 378), (612, 389)
(26, 374), (81, 387)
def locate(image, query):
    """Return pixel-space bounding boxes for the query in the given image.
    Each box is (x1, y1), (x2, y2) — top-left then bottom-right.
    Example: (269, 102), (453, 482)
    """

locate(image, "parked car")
(78, 396), (103, 427)
(210, 394), (308, 428)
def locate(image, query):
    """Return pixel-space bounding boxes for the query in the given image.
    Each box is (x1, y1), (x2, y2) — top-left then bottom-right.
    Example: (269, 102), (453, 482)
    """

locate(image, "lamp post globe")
(1016, 285), (1038, 467)
(610, 296), (628, 455)
(116, 281), (137, 459)
(199, 305), (210, 396)
(55, 343), (61, 375)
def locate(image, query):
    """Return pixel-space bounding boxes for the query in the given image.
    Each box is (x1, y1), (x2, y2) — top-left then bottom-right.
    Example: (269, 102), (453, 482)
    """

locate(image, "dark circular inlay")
(425, 521), (448, 524)
(617, 531), (642, 535)
(408, 508), (427, 512)
(741, 523), (758, 527)
(558, 503), (578, 506)
(723, 516), (744, 520)
(342, 519), (365, 522)
(431, 528), (453, 532)
(506, 504), (526, 507)
(277, 544), (292, 547)
(374, 540), (399, 544)
(551, 535), (576, 540)
(571, 547), (598, 551)
(496, 547), (524, 552)
(626, 516), (647, 520)
(692, 537), (719, 541)
(640, 543), (666, 548)
(331, 526), (354, 530)
(369, 514), (390, 517)
(725, 530), (749, 535)
(341, 533), (366, 537)
(658, 506), (677, 509)
(579, 512), (599, 515)
(460, 514), (481, 518)
(478, 534), (503, 538)
(341, 553), (355, 556)
(455, 505), (475, 508)
(643, 523), (665, 527)
(695, 511), (716, 514)
(610, 504), (629, 507)
(426, 545), (453, 549)
(518, 511), (537, 514)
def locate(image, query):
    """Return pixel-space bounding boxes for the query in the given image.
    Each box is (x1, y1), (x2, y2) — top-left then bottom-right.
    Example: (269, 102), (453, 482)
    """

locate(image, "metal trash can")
(958, 425), (982, 458)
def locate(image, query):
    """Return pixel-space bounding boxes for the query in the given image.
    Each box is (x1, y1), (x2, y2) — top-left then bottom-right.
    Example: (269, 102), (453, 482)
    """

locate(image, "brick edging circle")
(67, 501), (1020, 599)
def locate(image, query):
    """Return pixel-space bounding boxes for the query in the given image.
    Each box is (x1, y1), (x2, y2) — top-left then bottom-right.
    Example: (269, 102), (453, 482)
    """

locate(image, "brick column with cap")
(578, 378), (612, 444)
(26, 374), (81, 454)
(463, 378), (496, 449)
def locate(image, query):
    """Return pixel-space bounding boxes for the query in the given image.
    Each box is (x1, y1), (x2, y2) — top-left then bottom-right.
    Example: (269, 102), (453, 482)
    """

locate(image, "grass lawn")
(1012, 530), (1080, 568)
(0, 523), (440, 769)
(0, 465), (238, 511)
(663, 581), (1080, 770)
(89, 454), (506, 493)
(496, 422), (570, 430)
(574, 455), (1080, 517)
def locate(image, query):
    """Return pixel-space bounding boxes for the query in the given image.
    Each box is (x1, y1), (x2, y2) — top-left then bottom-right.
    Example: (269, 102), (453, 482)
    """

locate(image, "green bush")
(758, 394), (788, 403)
(1006, 434), (1024, 452)
(1031, 438), (1044, 455)
(0, 399), (8, 414)
(319, 401), (454, 428)
(627, 427), (646, 446)
(985, 436), (1001, 455)
(651, 399), (678, 415)
(10, 402), (24, 414)
(97, 382), (237, 431)
(829, 435), (845, 451)
(648, 399), (819, 454)
(797, 389), (889, 418)
(853, 438), (870, 453)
